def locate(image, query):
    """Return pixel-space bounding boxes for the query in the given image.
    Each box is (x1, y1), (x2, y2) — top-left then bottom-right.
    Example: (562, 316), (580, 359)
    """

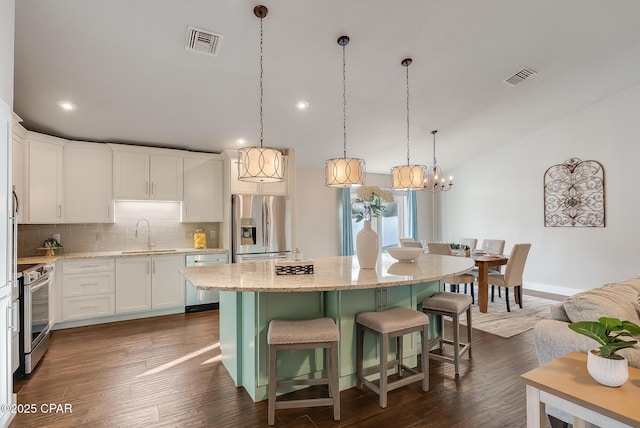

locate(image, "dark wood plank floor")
(11, 310), (545, 427)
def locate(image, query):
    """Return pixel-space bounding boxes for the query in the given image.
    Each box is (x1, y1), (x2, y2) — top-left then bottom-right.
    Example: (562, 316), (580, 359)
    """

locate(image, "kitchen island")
(179, 253), (474, 401)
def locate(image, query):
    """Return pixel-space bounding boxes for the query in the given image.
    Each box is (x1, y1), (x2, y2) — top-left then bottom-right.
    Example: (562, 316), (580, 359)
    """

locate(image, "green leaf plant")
(568, 317), (640, 358)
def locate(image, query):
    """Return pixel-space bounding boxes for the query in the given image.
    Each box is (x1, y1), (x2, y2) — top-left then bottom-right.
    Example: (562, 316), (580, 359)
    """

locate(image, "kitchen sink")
(120, 249), (178, 255)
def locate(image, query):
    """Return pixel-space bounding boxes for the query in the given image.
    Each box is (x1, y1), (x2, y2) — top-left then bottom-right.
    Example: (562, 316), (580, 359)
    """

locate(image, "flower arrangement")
(352, 185), (395, 222)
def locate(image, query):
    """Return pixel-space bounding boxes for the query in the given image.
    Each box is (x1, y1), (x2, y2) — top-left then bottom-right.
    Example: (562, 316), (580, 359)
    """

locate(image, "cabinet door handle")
(7, 306), (13, 330)
(147, 261), (150, 274)
(151, 182), (155, 195)
(152, 260), (156, 274)
(146, 181), (149, 195)
(58, 204), (62, 218)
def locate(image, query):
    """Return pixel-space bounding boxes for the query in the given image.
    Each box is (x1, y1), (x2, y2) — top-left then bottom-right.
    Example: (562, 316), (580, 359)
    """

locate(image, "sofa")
(533, 277), (640, 426)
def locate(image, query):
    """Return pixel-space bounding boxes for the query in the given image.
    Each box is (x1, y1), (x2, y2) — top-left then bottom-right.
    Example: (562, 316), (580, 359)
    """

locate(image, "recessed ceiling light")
(295, 100), (309, 111)
(56, 100), (77, 111)
(235, 138), (246, 145)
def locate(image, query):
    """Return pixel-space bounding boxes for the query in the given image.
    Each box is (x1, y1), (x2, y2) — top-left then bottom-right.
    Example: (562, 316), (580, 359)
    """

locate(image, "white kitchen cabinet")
(115, 254), (184, 314)
(112, 145), (183, 201)
(0, 295), (11, 427)
(64, 141), (113, 223)
(25, 134), (65, 223)
(115, 256), (152, 314)
(12, 116), (25, 223)
(62, 259), (115, 321)
(11, 299), (19, 373)
(150, 254), (185, 309)
(229, 153), (289, 196)
(182, 154), (223, 222)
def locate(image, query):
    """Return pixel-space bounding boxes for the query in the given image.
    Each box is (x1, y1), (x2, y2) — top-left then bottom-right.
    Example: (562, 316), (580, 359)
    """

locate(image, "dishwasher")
(185, 253), (228, 313)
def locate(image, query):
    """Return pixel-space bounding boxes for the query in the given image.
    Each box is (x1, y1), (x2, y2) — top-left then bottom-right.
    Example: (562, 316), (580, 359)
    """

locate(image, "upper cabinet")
(12, 117), (26, 223)
(64, 141), (113, 223)
(25, 134), (65, 224)
(182, 154), (223, 222)
(111, 145), (183, 201)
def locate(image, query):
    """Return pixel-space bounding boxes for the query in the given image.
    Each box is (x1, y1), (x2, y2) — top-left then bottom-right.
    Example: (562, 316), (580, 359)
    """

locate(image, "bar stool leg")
(330, 341), (340, 420)
(356, 324), (364, 389)
(466, 306), (473, 359)
(397, 335), (404, 378)
(452, 312), (460, 375)
(268, 344), (277, 425)
(421, 324), (429, 392)
(379, 332), (389, 408)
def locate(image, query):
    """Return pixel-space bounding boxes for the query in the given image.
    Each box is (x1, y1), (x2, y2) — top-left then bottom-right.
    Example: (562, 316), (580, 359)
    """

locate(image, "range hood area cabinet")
(111, 144), (183, 201)
(182, 154), (223, 222)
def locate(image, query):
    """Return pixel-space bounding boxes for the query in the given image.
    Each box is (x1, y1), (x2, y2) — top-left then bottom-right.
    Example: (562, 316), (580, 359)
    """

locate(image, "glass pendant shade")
(325, 157), (365, 187)
(391, 164), (426, 189)
(238, 146), (285, 183)
(424, 130), (453, 192)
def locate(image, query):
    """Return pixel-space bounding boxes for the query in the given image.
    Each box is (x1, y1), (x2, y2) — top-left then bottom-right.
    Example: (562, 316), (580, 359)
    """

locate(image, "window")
(350, 190), (409, 252)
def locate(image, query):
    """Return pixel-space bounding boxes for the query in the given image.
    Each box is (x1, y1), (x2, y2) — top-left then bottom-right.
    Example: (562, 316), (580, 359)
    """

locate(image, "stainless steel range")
(17, 262), (54, 375)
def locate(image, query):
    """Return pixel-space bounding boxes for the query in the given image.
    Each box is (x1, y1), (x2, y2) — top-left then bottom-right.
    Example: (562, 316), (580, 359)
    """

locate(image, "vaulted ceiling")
(13, 0), (640, 173)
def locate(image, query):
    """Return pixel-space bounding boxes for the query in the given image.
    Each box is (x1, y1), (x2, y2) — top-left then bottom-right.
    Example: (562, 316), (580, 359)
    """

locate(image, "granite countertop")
(179, 253), (475, 292)
(17, 247), (229, 265)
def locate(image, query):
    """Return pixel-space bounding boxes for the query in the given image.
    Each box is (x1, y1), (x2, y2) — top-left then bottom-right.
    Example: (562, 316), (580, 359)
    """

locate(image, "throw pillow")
(563, 283), (640, 323)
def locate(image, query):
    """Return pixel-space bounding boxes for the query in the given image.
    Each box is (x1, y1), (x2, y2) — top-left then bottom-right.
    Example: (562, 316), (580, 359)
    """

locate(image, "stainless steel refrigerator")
(232, 195), (291, 263)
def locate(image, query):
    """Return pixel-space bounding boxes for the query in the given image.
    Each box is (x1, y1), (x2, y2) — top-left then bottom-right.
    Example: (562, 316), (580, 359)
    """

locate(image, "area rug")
(457, 292), (557, 338)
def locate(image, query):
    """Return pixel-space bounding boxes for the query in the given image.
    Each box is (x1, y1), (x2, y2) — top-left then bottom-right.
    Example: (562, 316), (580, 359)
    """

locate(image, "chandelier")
(238, 5), (285, 183)
(325, 35), (366, 188)
(391, 58), (427, 190)
(424, 130), (453, 192)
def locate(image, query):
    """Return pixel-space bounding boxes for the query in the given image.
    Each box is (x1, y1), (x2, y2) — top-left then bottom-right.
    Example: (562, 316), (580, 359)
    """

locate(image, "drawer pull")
(80, 283), (98, 287)
(80, 306), (98, 310)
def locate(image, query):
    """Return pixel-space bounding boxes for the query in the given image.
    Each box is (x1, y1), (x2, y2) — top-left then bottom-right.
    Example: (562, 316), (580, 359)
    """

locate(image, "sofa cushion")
(563, 283), (640, 323)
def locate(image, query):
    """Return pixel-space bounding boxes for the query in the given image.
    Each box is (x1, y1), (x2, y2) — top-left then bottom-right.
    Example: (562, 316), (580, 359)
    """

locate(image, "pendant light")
(424, 130), (453, 192)
(238, 5), (285, 183)
(325, 35), (366, 188)
(391, 58), (427, 190)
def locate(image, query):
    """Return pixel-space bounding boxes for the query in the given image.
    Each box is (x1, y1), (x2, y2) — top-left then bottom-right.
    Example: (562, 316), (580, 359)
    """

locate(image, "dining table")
(470, 253), (509, 313)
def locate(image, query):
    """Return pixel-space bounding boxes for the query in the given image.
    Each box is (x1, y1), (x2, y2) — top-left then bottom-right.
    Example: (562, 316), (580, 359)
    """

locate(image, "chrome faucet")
(135, 218), (155, 249)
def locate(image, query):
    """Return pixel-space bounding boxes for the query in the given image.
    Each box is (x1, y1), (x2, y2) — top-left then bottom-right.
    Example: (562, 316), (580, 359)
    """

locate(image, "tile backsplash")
(18, 201), (221, 257)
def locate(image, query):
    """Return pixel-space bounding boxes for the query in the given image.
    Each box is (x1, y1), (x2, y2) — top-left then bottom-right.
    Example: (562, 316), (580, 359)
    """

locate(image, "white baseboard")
(51, 307), (185, 330)
(524, 281), (580, 297)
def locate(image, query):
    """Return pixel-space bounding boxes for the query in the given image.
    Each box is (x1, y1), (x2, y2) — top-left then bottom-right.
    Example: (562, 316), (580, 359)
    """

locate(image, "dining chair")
(459, 238), (477, 251)
(427, 243), (476, 302)
(471, 239), (507, 295)
(399, 238), (423, 248)
(487, 243), (531, 312)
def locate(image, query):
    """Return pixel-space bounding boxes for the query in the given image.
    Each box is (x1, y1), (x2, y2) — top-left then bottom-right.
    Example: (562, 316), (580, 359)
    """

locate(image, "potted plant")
(568, 317), (640, 387)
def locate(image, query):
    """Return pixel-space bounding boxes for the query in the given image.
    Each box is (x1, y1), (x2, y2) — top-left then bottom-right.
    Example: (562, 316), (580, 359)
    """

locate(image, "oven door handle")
(30, 278), (51, 294)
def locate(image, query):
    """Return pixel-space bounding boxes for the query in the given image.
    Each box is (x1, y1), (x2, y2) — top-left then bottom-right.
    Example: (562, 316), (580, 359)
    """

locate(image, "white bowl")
(387, 247), (423, 262)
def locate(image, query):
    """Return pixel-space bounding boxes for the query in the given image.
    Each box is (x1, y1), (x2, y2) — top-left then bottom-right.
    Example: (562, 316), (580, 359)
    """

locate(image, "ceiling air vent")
(185, 26), (222, 56)
(504, 68), (537, 86)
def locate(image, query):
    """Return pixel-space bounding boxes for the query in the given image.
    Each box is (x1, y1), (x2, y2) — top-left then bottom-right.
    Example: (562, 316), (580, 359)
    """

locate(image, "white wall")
(294, 168), (436, 257)
(442, 82), (640, 294)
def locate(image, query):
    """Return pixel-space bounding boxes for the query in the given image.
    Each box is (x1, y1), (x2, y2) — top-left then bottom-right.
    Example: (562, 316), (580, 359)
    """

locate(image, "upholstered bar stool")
(267, 318), (340, 426)
(355, 306), (429, 408)
(421, 292), (472, 376)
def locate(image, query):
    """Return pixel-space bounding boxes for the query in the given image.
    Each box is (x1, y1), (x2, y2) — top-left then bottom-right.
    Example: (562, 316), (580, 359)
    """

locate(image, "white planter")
(356, 220), (379, 269)
(587, 349), (629, 387)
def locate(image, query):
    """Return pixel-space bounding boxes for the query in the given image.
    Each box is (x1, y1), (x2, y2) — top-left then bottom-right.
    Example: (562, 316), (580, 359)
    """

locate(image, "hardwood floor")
(11, 310), (544, 427)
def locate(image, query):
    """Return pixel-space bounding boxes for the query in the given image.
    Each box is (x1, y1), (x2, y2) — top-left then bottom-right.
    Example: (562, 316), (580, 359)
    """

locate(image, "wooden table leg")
(478, 263), (489, 313)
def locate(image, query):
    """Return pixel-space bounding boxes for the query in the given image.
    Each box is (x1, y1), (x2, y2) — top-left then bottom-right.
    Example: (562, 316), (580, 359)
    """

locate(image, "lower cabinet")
(115, 254), (185, 314)
(62, 258), (115, 321)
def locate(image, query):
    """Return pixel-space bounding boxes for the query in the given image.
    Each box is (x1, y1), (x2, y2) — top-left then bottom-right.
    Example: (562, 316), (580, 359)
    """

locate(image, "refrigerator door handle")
(262, 197), (268, 248)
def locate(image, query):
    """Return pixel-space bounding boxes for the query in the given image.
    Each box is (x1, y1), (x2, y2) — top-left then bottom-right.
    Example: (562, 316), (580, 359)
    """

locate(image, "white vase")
(356, 220), (379, 269)
(587, 349), (629, 387)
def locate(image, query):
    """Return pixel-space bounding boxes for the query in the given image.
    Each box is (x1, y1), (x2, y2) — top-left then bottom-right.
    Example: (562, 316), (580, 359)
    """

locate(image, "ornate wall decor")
(544, 158), (605, 227)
